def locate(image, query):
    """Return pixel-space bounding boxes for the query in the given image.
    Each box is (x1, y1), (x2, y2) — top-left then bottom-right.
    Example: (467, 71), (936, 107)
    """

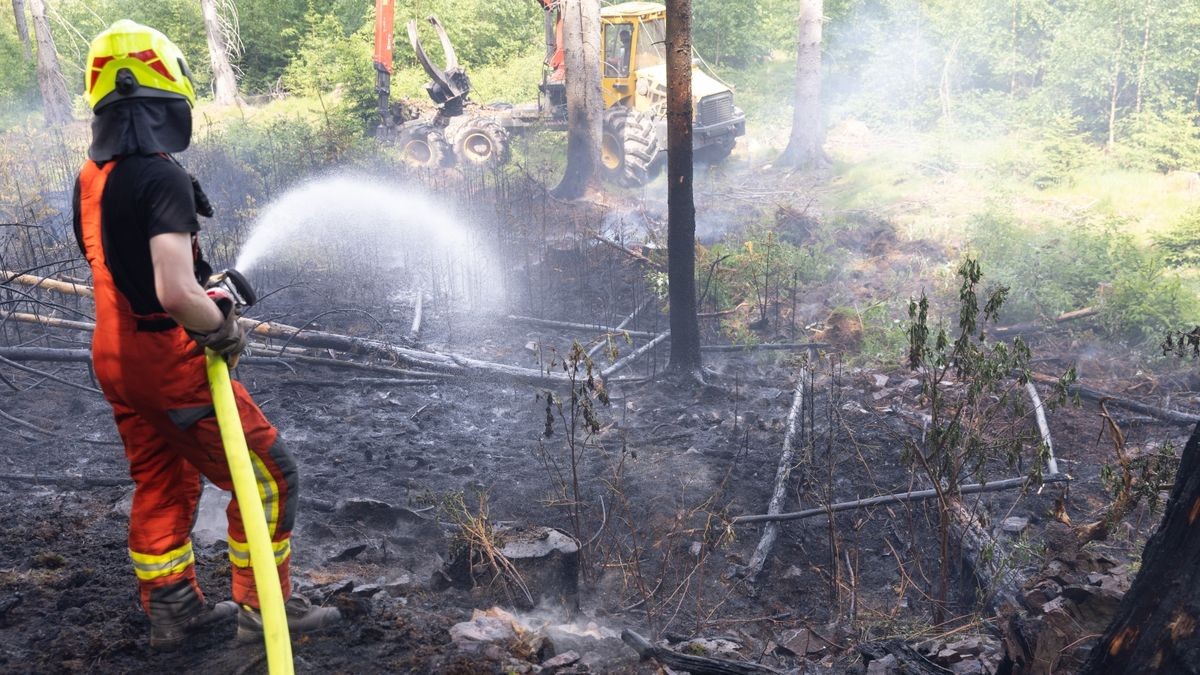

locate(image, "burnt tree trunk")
(29, 0), (71, 125)
(201, 0), (242, 105)
(551, 0), (602, 199)
(779, 0), (824, 167)
(664, 0), (701, 378)
(12, 0), (31, 59)
(1081, 421), (1200, 673)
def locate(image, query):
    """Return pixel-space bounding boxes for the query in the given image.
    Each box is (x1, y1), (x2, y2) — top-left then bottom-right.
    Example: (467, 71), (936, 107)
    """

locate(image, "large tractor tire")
(601, 107), (660, 187)
(398, 123), (453, 169)
(448, 116), (510, 169)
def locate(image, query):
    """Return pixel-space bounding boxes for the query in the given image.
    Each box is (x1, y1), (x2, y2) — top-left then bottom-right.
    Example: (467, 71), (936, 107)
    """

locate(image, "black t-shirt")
(73, 154), (199, 316)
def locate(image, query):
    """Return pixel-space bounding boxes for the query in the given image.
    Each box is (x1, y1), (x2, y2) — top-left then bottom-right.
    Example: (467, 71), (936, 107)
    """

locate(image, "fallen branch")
(739, 371), (808, 583)
(3, 308), (564, 386)
(700, 342), (827, 353)
(1, 311), (95, 332)
(1029, 371), (1200, 425)
(587, 298), (653, 359)
(1025, 380), (1059, 475)
(601, 330), (670, 379)
(0, 347), (453, 380)
(0, 353), (101, 394)
(0, 473), (126, 488)
(993, 307), (1097, 336)
(275, 377), (439, 388)
(621, 629), (781, 675)
(732, 474), (1072, 524)
(0, 408), (120, 445)
(0, 270), (94, 298)
(587, 232), (663, 269)
(508, 314), (659, 340)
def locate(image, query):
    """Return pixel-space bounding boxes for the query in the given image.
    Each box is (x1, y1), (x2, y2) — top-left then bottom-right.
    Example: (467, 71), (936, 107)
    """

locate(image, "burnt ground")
(1, 179), (1197, 674)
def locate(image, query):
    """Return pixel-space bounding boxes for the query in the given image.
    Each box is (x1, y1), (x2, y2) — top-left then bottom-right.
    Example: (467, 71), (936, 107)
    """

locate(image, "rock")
(777, 628), (823, 656)
(900, 378), (920, 390)
(944, 637), (983, 656)
(541, 650), (580, 669)
(1000, 517), (1029, 534)
(872, 374), (890, 388)
(335, 498), (402, 529)
(545, 622), (624, 658)
(678, 637), (741, 657)
(950, 659), (987, 675)
(450, 607), (540, 651)
(781, 565), (804, 580)
(936, 648), (964, 663)
(328, 544), (367, 563)
(866, 654), (898, 674)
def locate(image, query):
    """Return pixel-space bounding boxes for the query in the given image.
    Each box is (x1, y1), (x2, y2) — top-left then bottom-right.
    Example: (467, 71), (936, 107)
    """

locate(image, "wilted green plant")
(904, 258), (1065, 622)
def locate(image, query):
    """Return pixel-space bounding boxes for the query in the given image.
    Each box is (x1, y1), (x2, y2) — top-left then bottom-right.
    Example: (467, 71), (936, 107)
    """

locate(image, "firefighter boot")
(235, 594), (341, 642)
(148, 580), (238, 650)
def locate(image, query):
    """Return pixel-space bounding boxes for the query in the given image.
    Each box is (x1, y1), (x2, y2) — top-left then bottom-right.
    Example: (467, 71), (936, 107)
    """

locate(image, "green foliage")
(0, 18), (37, 126)
(1116, 107), (1200, 173)
(692, 0), (794, 66)
(282, 11), (376, 127)
(905, 258), (1051, 618)
(969, 208), (1198, 344)
(1031, 113), (1091, 189)
(857, 301), (910, 367)
(1154, 208), (1200, 268)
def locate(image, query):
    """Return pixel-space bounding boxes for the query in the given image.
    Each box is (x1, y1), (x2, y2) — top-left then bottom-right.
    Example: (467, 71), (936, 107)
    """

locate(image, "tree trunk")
(1106, 11), (1126, 151)
(1134, 0), (1152, 114)
(1082, 421), (1200, 673)
(201, 0), (241, 105)
(779, 0), (824, 168)
(551, 0), (602, 199)
(664, 0), (701, 378)
(11, 0), (31, 60)
(28, 0), (71, 125)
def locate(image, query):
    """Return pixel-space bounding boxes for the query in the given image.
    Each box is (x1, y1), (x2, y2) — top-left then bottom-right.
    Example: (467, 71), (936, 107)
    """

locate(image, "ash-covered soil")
(1, 186), (1195, 673)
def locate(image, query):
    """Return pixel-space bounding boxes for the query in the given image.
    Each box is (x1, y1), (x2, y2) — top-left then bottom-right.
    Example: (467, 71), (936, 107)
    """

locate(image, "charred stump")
(1081, 421), (1200, 673)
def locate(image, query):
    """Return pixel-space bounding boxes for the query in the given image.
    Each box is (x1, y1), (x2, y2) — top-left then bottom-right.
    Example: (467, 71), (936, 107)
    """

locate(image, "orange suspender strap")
(77, 160), (118, 272)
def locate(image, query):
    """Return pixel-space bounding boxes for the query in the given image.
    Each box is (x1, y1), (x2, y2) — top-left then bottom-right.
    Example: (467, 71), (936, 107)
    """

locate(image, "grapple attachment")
(407, 15), (470, 118)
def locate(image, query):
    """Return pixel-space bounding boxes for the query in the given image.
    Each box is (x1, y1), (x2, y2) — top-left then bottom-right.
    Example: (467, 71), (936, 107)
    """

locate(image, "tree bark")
(1082, 421), (1200, 673)
(779, 0), (824, 168)
(201, 0), (242, 105)
(664, 0), (701, 378)
(552, 0), (602, 199)
(1106, 10), (1127, 151)
(1134, 0), (1152, 114)
(28, 0), (72, 125)
(11, 0), (31, 60)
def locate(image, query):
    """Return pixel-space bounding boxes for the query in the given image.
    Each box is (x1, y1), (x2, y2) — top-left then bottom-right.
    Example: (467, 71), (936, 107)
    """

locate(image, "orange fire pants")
(77, 159), (296, 612)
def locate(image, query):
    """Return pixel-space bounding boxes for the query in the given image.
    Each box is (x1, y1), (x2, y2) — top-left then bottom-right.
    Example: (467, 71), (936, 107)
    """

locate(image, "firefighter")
(76, 20), (340, 649)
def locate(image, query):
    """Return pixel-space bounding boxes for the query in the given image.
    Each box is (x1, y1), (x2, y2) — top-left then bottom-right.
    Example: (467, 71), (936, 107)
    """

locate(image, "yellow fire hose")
(206, 350), (294, 675)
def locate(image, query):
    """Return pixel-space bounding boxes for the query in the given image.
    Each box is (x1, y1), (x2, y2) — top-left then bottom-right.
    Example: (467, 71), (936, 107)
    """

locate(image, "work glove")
(186, 289), (247, 366)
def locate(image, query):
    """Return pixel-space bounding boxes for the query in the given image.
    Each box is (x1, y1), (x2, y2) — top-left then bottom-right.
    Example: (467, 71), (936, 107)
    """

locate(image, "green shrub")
(1116, 108), (1200, 174)
(1154, 209), (1200, 268)
(1030, 113), (1091, 189)
(969, 208), (1197, 344)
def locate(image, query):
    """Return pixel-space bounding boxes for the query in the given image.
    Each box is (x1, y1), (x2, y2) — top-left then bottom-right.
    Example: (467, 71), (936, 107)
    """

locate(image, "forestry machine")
(372, 1), (746, 185)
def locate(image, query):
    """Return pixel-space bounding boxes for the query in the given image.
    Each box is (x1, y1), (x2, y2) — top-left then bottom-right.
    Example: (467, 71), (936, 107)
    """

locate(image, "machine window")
(636, 18), (665, 69)
(604, 23), (633, 77)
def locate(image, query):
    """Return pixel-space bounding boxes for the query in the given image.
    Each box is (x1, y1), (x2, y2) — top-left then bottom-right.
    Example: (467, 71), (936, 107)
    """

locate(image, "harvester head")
(407, 16), (470, 119)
